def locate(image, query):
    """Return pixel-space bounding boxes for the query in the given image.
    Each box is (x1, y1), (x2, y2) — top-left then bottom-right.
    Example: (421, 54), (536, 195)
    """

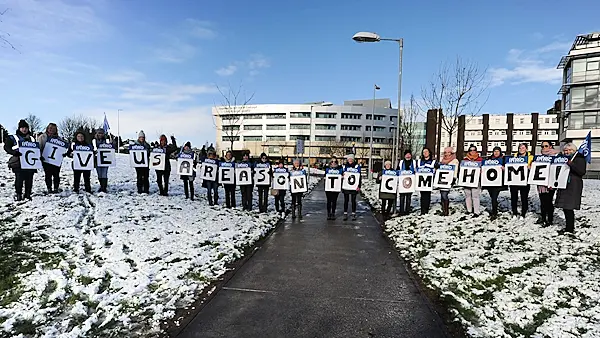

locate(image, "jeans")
(343, 193), (357, 213)
(15, 170), (35, 198)
(156, 170), (170, 195)
(539, 190), (556, 224)
(398, 193), (411, 214)
(240, 185), (254, 211)
(206, 180), (219, 205)
(488, 188), (501, 215)
(224, 184), (236, 208)
(291, 192), (303, 208)
(135, 168), (150, 193)
(564, 209), (575, 232)
(42, 162), (60, 191)
(464, 187), (481, 214)
(96, 166), (109, 179)
(440, 190), (450, 202)
(257, 186), (269, 212)
(420, 191), (431, 214)
(275, 190), (286, 212)
(510, 185), (530, 216)
(326, 191), (339, 215)
(182, 177), (195, 200)
(73, 170), (91, 193)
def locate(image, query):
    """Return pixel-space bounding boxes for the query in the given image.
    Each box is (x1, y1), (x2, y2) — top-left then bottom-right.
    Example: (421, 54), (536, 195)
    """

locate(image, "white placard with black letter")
(458, 160), (481, 188)
(528, 155), (552, 186)
(325, 168), (342, 192)
(73, 145), (95, 171)
(342, 167), (361, 191)
(150, 148), (166, 171)
(379, 170), (399, 194)
(272, 168), (289, 190)
(398, 170), (416, 194)
(219, 162), (235, 185)
(236, 163), (253, 185)
(42, 137), (67, 167)
(415, 167), (434, 192)
(290, 170), (308, 193)
(129, 145), (149, 168)
(504, 156), (528, 186)
(433, 164), (455, 190)
(481, 159), (503, 187)
(96, 143), (116, 168)
(19, 141), (43, 170)
(549, 156), (570, 190)
(254, 163), (271, 186)
(179, 153), (198, 177)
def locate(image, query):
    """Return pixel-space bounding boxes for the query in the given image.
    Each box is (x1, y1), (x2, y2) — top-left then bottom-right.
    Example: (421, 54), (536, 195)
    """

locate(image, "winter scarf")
(465, 152), (481, 161)
(441, 147), (456, 165)
(538, 147), (560, 193)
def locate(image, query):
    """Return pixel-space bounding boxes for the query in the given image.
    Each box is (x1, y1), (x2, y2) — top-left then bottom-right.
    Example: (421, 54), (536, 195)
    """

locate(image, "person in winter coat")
(154, 135), (178, 196)
(537, 141), (559, 227)
(510, 143), (534, 219)
(325, 158), (342, 220)
(256, 152), (271, 213)
(4, 119), (37, 201)
(397, 150), (415, 215)
(66, 131), (93, 193)
(437, 147), (460, 216)
(463, 144), (483, 216)
(273, 159), (288, 218)
(376, 160), (396, 217)
(555, 143), (587, 234)
(342, 154), (361, 220)
(239, 152), (254, 211)
(37, 123), (62, 193)
(204, 148), (219, 205)
(92, 128), (110, 193)
(417, 147), (436, 215)
(221, 150), (236, 208)
(290, 158), (306, 219)
(180, 142), (198, 200)
(485, 146), (506, 220)
(134, 131), (152, 194)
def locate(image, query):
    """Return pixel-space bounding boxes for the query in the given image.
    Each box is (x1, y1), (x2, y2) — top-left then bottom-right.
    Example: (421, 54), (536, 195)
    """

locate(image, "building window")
(315, 124), (336, 130)
(374, 115), (385, 121)
(266, 136), (286, 141)
(266, 124), (286, 130)
(290, 135), (310, 141)
(390, 127), (396, 132)
(315, 135), (336, 141)
(341, 136), (361, 142)
(371, 148), (381, 156)
(341, 113), (361, 119)
(341, 125), (361, 131)
(573, 57), (600, 82)
(316, 113), (336, 119)
(268, 146), (280, 154)
(222, 136), (240, 141)
(290, 124), (310, 130)
(372, 137), (386, 143)
(244, 125), (262, 131)
(366, 114), (372, 120)
(290, 112), (311, 118)
(244, 114), (263, 119)
(374, 126), (385, 132)
(265, 114), (286, 119)
(364, 137), (370, 143)
(222, 125), (240, 131)
(244, 136), (262, 141)
(222, 114), (241, 120)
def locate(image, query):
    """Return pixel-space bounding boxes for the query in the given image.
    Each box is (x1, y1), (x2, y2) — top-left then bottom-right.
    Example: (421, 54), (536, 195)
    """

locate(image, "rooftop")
(557, 32), (600, 69)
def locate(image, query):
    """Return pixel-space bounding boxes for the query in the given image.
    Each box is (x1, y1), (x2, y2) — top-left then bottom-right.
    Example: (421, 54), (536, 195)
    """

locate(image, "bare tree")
(320, 138), (348, 158)
(214, 83), (254, 151)
(25, 113), (43, 134)
(398, 94), (424, 153)
(421, 57), (489, 149)
(59, 114), (100, 142)
(380, 148), (393, 161)
(0, 8), (16, 51)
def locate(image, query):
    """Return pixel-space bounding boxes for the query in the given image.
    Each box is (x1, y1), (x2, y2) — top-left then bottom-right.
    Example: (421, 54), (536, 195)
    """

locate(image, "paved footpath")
(177, 180), (449, 338)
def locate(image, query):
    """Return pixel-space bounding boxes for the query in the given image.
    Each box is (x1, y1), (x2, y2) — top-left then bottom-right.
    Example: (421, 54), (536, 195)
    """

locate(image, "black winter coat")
(555, 153), (587, 210)
(3, 130), (35, 172)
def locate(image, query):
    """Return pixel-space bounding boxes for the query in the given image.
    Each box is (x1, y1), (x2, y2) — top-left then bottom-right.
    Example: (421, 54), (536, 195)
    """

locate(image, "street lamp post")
(117, 109), (123, 153)
(368, 85), (377, 179)
(352, 31), (404, 167)
(307, 102), (333, 182)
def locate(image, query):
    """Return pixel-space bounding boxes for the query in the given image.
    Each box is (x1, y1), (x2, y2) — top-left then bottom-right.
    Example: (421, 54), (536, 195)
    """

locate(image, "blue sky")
(1, 0), (599, 145)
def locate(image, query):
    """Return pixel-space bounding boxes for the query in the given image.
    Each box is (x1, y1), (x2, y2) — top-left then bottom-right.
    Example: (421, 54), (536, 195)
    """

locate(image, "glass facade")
(289, 112), (311, 118)
(244, 136), (262, 141)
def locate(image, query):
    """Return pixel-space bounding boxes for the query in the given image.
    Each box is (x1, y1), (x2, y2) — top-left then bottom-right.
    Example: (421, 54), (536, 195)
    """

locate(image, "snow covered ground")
(361, 179), (600, 338)
(0, 153), (320, 337)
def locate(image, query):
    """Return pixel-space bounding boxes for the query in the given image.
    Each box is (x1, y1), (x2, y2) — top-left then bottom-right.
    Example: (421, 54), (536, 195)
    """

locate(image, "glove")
(40, 156), (45, 161)
(14, 151), (22, 156)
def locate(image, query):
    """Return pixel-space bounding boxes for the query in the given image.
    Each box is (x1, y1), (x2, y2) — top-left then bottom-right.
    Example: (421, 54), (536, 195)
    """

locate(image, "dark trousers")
(182, 178), (195, 200)
(257, 186), (269, 212)
(564, 209), (575, 232)
(398, 193), (411, 214)
(156, 170), (170, 196)
(73, 170), (91, 193)
(488, 188), (501, 216)
(381, 199), (394, 214)
(224, 184), (236, 208)
(291, 192), (303, 207)
(539, 190), (556, 224)
(510, 185), (530, 216)
(42, 162), (60, 191)
(15, 170), (35, 198)
(343, 193), (357, 213)
(206, 180), (218, 205)
(420, 191), (431, 214)
(135, 168), (150, 193)
(240, 185), (253, 211)
(275, 190), (286, 212)
(326, 192), (339, 214)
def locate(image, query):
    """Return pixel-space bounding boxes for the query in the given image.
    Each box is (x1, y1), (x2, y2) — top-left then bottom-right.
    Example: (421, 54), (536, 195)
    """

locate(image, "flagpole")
(117, 109), (122, 153)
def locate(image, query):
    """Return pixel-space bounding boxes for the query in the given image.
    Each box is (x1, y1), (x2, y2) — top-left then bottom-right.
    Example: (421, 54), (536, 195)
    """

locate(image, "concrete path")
(177, 180), (449, 338)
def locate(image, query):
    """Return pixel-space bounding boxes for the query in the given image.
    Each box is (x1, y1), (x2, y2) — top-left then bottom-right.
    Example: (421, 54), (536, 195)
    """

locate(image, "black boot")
(298, 205), (303, 219)
(14, 194), (23, 202)
(189, 183), (195, 201)
(292, 205), (296, 219)
(183, 182), (189, 199)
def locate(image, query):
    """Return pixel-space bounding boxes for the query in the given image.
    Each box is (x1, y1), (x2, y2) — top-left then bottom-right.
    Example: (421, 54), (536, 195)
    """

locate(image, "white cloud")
(214, 54), (271, 77)
(248, 54), (270, 70)
(118, 82), (217, 103)
(215, 65), (238, 76)
(184, 19), (217, 39)
(104, 70), (145, 83)
(154, 38), (197, 63)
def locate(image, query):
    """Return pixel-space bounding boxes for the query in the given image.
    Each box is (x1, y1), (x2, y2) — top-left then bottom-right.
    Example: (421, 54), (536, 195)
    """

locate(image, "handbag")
(270, 188), (279, 196)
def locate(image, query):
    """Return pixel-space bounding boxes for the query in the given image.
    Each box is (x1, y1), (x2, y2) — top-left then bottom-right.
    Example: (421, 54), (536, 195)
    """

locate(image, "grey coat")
(555, 153), (587, 210)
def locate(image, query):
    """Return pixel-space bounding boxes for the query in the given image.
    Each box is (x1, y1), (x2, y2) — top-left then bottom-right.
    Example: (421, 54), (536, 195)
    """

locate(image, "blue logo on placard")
(417, 167), (433, 174)
(152, 148), (165, 154)
(483, 159), (501, 166)
(326, 168), (341, 175)
(179, 153), (193, 159)
(506, 156), (526, 164)
(75, 145), (92, 151)
(460, 160), (481, 167)
(236, 163), (250, 168)
(255, 163), (270, 168)
(438, 164), (455, 171)
(383, 170), (398, 176)
(219, 162), (234, 167)
(534, 155), (553, 163)
(130, 145), (146, 151)
(290, 169), (306, 176)
(274, 168), (288, 173)
(20, 141), (38, 148)
(400, 170), (414, 176)
(203, 158), (216, 163)
(98, 143), (113, 149)
(48, 138), (67, 147)
(552, 156), (569, 164)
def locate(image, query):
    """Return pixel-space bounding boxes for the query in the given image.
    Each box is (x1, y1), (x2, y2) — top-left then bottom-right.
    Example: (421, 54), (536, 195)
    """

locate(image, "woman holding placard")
(397, 150), (415, 216)
(256, 152), (272, 213)
(38, 123), (62, 194)
(376, 160), (396, 217)
(66, 131), (93, 193)
(290, 158), (306, 219)
(4, 119), (37, 201)
(221, 150), (237, 208)
(417, 148), (436, 215)
(437, 147), (459, 216)
(134, 131), (152, 194)
(510, 143), (534, 220)
(180, 142), (198, 200)
(239, 152), (254, 211)
(342, 154), (361, 221)
(154, 135), (178, 196)
(273, 159), (288, 218)
(92, 128), (110, 193)
(555, 143), (587, 234)
(325, 158), (342, 220)
(537, 141), (559, 227)
(463, 145), (483, 217)
(485, 146), (506, 220)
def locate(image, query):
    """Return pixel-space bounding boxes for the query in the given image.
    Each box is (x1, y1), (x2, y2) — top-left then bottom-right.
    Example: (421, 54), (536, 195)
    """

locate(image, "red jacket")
(463, 156), (483, 162)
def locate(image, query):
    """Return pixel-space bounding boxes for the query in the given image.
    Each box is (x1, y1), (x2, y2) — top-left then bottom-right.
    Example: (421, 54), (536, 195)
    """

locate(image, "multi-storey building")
(212, 99), (426, 165)
(557, 32), (600, 170)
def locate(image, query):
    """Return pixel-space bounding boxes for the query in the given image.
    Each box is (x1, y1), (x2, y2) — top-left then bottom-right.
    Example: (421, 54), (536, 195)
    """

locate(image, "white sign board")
(325, 169), (342, 192)
(549, 157), (570, 190)
(481, 159), (503, 187)
(19, 141), (43, 170)
(379, 170), (399, 194)
(73, 145), (95, 171)
(150, 149), (166, 171)
(96, 144), (116, 168)
(342, 169), (360, 191)
(219, 163), (235, 185)
(272, 170), (289, 190)
(433, 164), (455, 190)
(179, 153), (198, 177)
(290, 171), (308, 193)
(415, 168), (434, 192)
(504, 157), (528, 186)
(129, 145), (149, 168)
(398, 170), (416, 193)
(41, 138), (67, 167)
(458, 160), (481, 188)
(254, 164), (271, 186)
(236, 164), (253, 185)
(528, 155), (552, 186)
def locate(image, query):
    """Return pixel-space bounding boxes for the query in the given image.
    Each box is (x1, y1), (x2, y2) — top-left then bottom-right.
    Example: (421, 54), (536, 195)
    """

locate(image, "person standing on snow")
(4, 119), (37, 201)
(256, 152), (272, 213)
(273, 159), (288, 218)
(555, 143), (587, 234)
(417, 147), (436, 215)
(462, 144), (483, 217)
(537, 141), (559, 227)
(484, 146), (506, 220)
(204, 148), (219, 205)
(92, 128), (110, 193)
(397, 150), (415, 216)
(221, 150), (237, 208)
(376, 160), (396, 217)
(134, 131), (151, 194)
(37, 122), (63, 194)
(66, 131), (93, 194)
(154, 134), (178, 196)
(436, 147), (460, 216)
(290, 158), (306, 219)
(239, 151), (254, 211)
(342, 154), (361, 221)
(510, 143), (533, 220)
(180, 141), (198, 200)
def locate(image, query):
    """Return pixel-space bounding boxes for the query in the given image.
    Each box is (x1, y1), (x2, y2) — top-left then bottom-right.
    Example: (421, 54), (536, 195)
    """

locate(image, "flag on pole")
(577, 131), (592, 164)
(374, 84), (380, 90)
(103, 113), (110, 133)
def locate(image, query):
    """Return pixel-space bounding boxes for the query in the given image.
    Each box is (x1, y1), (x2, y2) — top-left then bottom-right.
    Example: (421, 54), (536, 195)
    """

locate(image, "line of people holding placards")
(373, 142), (587, 234)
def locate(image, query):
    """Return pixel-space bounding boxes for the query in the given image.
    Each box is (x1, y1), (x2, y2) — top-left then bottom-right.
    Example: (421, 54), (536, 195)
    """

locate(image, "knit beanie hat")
(185, 141), (192, 148)
(404, 149), (412, 156)
(493, 146), (501, 152)
(347, 154), (355, 160)
(18, 119), (29, 129)
(385, 160), (392, 167)
(138, 130), (145, 138)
